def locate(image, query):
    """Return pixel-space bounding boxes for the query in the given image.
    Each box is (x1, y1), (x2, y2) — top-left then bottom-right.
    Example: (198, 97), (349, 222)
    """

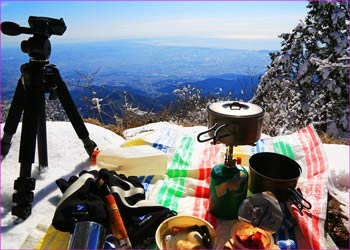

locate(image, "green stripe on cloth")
(273, 138), (281, 154)
(273, 136), (295, 159)
(167, 169), (188, 178)
(157, 136), (195, 210)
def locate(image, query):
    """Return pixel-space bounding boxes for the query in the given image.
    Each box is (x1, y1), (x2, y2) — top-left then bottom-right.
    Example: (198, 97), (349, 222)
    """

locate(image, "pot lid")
(207, 101), (264, 118)
(237, 191), (283, 233)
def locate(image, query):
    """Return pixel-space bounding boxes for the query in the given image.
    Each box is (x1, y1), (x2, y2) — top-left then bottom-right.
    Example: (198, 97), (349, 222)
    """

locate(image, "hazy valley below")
(2, 40), (271, 122)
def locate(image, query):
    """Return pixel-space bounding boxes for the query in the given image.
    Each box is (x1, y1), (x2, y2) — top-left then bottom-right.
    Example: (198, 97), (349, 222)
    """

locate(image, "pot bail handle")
(288, 188), (312, 215)
(213, 123), (231, 144)
(197, 123), (217, 143)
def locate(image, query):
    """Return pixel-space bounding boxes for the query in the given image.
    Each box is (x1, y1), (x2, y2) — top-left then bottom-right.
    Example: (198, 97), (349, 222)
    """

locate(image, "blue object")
(277, 239), (297, 250)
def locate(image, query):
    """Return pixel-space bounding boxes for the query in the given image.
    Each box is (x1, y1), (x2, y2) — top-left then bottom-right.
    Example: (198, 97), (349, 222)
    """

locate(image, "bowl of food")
(229, 221), (277, 249)
(155, 215), (217, 249)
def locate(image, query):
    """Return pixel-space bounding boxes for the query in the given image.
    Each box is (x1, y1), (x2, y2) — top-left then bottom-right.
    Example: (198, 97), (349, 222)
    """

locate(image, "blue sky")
(1, 1), (309, 50)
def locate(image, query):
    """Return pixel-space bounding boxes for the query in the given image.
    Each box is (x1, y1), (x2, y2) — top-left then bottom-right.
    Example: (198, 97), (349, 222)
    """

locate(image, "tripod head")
(1, 16), (66, 60)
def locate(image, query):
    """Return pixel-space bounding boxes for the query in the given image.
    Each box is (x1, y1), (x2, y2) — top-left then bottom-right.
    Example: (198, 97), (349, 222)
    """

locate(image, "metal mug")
(68, 221), (106, 249)
(248, 152), (312, 213)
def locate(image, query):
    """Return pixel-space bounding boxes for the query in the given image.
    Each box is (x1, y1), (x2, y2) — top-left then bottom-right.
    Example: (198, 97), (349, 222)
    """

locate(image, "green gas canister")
(209, 153), (248, 219)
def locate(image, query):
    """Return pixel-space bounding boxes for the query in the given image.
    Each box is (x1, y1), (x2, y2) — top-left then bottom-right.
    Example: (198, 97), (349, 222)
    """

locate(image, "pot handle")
(288, 188), (312, 214)
(197, 123), (217, 143)
(197, 123), (231, 144)
(213, 123), (231, 144)
(229, 101), (242, 110)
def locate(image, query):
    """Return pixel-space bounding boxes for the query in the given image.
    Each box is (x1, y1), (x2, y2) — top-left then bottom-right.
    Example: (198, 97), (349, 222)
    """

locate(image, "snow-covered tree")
(252, 1), (349, 138)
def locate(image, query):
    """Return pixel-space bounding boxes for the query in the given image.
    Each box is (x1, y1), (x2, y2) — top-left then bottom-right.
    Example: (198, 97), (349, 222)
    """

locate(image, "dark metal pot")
(249, 152), (312, 211)
(197, 101), (265, 146)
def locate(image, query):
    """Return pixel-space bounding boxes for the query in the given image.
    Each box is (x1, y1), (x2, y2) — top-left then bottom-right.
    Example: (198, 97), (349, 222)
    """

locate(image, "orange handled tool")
(104, 186), (132, 249)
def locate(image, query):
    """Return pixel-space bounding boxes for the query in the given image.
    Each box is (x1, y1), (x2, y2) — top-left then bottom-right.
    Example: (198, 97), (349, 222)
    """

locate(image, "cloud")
(217, 34), (278, 40)
(100, 17), (288, 40)
(1, 7), (302, 46)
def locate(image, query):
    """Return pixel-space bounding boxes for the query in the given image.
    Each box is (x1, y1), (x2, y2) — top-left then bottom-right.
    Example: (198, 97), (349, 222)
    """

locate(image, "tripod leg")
(1, 78), (25, 157)
(12, 64), (43, 219)
(12, 162), (36, 219)
(46, 66), (97, 156)
(37, 87), (48, 170)
(12, 117), (37, 219)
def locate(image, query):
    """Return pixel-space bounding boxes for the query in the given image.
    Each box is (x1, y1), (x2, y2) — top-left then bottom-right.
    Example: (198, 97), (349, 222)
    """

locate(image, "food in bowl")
(155, 215), (217, 250)
(230, 221), (274, 249)
(163, 225), (210, 249)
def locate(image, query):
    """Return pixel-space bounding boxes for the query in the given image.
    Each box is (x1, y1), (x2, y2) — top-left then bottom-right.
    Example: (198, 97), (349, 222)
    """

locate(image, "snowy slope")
(1, 122), (125, 249)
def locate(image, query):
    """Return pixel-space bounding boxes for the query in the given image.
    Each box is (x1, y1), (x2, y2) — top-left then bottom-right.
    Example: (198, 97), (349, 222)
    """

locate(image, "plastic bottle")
(91, 145), (167, 176)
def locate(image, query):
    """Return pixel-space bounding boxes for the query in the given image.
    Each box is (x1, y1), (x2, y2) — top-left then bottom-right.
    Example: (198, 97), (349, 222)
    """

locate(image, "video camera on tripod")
(1, 16), (98, 219)
(2, 16), (66, 59)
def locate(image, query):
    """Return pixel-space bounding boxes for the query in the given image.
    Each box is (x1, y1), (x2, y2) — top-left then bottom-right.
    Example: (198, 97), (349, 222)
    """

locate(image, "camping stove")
(197, 101), (265, 219)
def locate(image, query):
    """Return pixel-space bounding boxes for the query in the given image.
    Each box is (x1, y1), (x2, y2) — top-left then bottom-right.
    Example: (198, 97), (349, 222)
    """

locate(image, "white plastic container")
(91, 145), (168, 176)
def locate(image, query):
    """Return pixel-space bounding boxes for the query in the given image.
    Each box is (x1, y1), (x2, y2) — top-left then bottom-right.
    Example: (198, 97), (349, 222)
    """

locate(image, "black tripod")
(1, 16), (97, 219)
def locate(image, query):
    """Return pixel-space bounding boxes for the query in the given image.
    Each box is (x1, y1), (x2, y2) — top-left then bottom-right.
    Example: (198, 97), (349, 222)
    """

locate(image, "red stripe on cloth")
(194, 145), (211, 215)
(198, 143), (209, 180)
(304, 127), (321, 250)
(307, 126), (326, 249)
(299, 127), (313, 179)
(197, 178), (211, 220)
(307, 125), (325, 174)
(205, 207), (217, 228)
(194, 142), (211, 218)
(194, 142), (220, 227)
(198, 143), (221, 180)
(193, 179), (210, 217)
(296, 128), (314, 247)
(198, 166), (205, 180)
(198, 167), (212, 180)
(296, 126), (326, 249)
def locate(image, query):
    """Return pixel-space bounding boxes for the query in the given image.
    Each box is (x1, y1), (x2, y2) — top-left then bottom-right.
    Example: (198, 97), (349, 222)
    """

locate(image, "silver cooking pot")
(197, 101), (265, 146)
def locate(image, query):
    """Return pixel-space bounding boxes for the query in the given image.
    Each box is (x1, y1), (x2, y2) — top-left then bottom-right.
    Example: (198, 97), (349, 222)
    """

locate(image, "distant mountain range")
(1, 40), (271, 122)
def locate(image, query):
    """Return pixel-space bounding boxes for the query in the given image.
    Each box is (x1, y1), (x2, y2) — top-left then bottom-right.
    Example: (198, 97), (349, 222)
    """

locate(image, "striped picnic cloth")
(124, 122), (328, 249)
(30, 122), (328, 249)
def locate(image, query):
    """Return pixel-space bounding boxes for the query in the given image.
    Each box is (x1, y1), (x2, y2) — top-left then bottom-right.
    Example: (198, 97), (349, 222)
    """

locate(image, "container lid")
(90, 149), (101, 165)
(207, 101), (264, 118)
(237, 191), (283, 233)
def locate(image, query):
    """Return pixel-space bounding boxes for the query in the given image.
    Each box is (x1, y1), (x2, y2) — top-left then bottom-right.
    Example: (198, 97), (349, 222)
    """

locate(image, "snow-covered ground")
(0, 122), (349, 249)
(1, 122), (125, 249)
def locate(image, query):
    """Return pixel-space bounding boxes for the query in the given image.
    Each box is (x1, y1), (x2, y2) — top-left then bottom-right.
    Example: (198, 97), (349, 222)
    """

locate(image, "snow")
(0, 121), (349, 249)
(331, 10), (345, 25)
(324, 144), (350, 231)
(276, 53), (290, 64)
(252, 1), (349, 138)
(1, 122), (125, 249)
(297, 60), (309, 77)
